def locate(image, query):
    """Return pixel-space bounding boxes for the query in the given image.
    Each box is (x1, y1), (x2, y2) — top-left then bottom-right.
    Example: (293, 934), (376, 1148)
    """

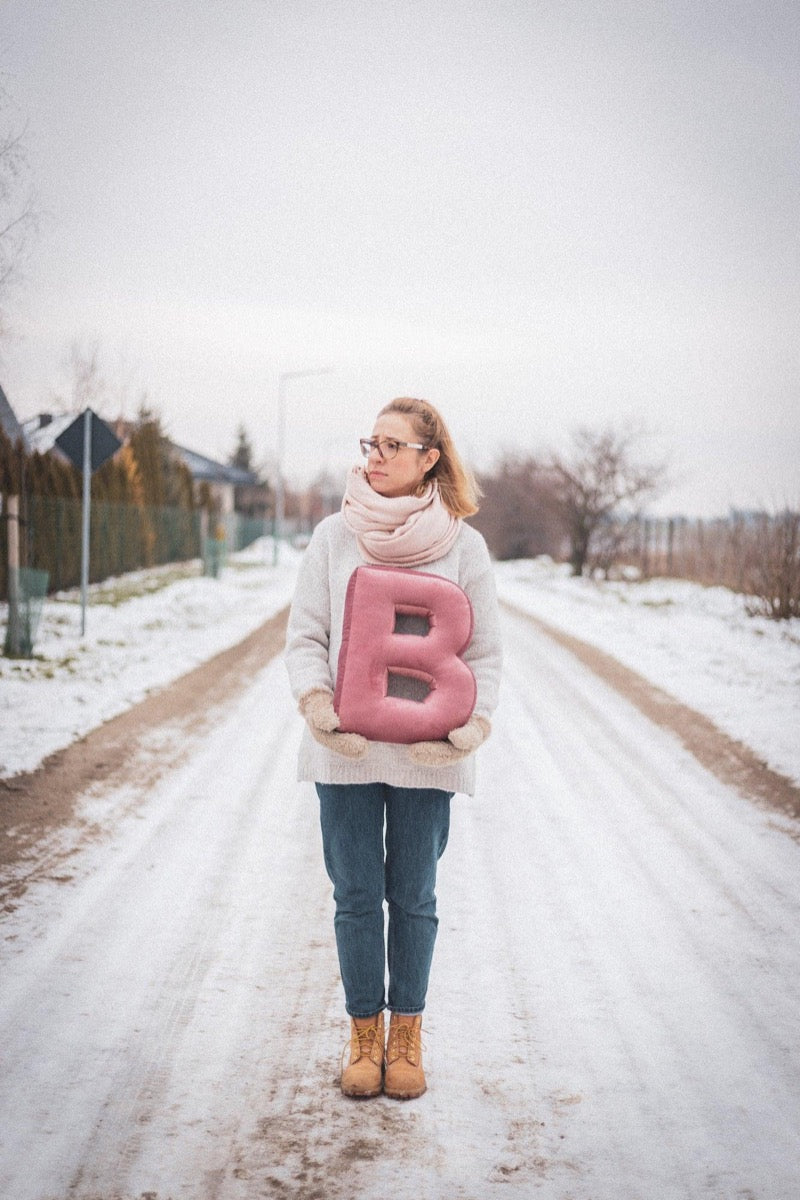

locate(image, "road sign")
(55, 408), (121, 472)
(55, 409), (122, 636)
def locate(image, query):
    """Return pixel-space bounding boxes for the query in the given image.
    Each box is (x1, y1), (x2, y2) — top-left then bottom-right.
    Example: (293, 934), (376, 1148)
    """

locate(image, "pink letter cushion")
(333, 564), (477, 744)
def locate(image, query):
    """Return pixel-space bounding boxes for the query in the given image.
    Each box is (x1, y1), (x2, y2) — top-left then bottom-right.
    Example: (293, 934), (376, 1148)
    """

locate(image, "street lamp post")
(273, 368), (330, 565)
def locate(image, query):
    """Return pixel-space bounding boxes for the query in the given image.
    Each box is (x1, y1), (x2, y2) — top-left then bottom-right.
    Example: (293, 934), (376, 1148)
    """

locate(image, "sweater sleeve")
(284, 520), (335, 702)
(459, 529), (503, 721)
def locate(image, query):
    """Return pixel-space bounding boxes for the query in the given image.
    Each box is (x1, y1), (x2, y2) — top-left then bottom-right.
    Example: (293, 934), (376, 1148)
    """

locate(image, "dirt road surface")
(2, 605), (799, 1199)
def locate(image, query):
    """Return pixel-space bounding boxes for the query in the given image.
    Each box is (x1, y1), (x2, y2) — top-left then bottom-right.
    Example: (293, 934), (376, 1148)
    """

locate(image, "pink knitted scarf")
(341, 466), (460, 566)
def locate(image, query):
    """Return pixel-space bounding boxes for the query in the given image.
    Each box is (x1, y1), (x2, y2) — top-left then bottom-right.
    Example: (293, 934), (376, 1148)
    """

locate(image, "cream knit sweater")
(284, 513), (503, 796)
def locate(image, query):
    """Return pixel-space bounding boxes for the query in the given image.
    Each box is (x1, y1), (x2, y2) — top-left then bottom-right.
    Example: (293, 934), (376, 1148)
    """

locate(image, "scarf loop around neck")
(341, 466), (460, 566)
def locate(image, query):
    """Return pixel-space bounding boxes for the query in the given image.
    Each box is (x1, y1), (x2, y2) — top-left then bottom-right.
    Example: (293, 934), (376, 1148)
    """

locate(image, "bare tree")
(586, 511), (642, 578)
(68, 339), (106, 410)
(0, 83), (38, 340)
(471, 454), (565, 561)
(551, 424), (667, 576)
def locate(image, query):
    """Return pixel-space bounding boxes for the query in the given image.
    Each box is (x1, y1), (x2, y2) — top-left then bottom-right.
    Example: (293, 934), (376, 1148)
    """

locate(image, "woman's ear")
(424, 447), (440, 473)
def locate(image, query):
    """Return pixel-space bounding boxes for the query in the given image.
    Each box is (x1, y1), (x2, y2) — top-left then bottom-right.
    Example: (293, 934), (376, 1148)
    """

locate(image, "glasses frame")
(359, 437), (430, 460)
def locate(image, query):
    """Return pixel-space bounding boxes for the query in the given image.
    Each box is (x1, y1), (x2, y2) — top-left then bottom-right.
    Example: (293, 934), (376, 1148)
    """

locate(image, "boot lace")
(342, 1020), (382, 1069)
(389, 1021), (422, 1061)
(354, 1023), (380, 1056)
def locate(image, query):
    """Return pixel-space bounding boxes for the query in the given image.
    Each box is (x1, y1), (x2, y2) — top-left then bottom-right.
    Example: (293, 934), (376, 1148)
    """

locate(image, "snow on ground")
(0, 540), (302, 778)
(2, 546), (797, 789)
(2, 548), (800, 1195)
(2, 608), (800, 1199)
(494, 558), (800, 788)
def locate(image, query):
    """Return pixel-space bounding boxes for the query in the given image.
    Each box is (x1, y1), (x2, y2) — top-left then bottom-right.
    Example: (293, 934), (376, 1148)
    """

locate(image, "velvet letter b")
(333, 564), (477, 744)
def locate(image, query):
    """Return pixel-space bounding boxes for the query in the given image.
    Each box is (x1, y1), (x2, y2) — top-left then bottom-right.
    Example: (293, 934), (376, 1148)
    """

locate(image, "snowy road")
(2, 606), (800, 1200)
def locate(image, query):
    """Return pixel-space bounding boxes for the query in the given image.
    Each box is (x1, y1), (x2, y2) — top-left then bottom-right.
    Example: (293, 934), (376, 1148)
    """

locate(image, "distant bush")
(743, 510), (800, 621)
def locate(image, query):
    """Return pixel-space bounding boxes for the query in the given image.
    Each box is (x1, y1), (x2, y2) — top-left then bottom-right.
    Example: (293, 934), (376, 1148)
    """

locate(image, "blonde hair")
(378, 397), (481, 518)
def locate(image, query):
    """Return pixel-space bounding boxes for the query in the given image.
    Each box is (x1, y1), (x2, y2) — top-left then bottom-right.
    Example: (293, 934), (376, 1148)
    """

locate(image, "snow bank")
(494, 558), (800, 787)
(0, 540), (301, 778)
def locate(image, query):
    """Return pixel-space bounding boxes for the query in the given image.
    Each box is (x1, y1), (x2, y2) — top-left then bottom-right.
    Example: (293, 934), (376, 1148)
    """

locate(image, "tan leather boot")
(341, 1012), (385, 1098)
(384, 1013), (426, 1100)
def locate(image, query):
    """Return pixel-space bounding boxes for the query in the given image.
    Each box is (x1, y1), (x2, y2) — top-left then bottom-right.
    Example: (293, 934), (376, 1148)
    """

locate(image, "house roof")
(21, 412), (77, 456)
(170, 444), (259, 487)
(12, 408), (259, 488)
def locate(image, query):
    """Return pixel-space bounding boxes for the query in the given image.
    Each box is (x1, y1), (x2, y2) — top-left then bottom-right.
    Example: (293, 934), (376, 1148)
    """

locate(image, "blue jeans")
(317, 782), (452, 1018)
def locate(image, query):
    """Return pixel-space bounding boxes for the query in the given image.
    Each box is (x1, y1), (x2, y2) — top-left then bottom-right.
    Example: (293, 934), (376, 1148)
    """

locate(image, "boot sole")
(384, 1084), (427, 1101)
(342, 1087), (383, 1099)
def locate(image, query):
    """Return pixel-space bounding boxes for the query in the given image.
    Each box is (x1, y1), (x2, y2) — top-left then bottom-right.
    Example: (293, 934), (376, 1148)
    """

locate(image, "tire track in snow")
(484, 608), (800, 1198)
(500, 599), (800, 822)
(2, 610), (800, 1198)
(0, 605), (290, 905)
(0, 657), (329, 1199)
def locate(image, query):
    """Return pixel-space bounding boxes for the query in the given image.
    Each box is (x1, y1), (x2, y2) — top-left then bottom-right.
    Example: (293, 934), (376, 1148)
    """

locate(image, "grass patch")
(226, 559), (268, 573)
(0, 651), (82, 677)
(55, 563), (201, 608)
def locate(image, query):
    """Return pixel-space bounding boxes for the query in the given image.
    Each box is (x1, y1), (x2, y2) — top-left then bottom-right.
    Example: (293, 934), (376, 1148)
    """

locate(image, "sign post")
(55, 408), (121, 635)
(80, 409), (92, 634)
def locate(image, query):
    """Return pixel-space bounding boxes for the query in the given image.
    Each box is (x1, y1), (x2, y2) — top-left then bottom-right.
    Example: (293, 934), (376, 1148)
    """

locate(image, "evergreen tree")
(229, 424), (254, 473)
(128, 406), (167, 508)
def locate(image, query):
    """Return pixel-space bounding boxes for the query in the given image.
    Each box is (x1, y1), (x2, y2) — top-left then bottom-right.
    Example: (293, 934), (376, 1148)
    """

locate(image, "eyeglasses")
(359, 437), (429, 460)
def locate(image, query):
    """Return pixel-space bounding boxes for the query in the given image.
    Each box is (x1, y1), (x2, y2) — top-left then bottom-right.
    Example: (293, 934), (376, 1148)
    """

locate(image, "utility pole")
(273, 368), (330, 566)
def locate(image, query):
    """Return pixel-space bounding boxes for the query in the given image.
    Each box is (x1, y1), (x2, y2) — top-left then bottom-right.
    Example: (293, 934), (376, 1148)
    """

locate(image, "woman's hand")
(299, 689), (369, 760)
(406, 715), (491, 767)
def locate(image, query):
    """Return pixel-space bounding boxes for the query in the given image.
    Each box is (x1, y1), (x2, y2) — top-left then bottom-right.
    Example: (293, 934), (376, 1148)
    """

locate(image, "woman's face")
(364, 412), (440, 498)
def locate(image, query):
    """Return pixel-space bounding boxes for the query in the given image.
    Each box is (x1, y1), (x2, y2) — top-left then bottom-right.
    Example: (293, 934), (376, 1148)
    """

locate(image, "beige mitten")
(299, 689), (368, 760)
(407, 715), (491, 768)
(447, 715), (491, 752)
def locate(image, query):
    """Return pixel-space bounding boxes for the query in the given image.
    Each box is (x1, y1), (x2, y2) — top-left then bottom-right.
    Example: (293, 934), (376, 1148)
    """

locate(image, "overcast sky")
(1, 0), (798, 515)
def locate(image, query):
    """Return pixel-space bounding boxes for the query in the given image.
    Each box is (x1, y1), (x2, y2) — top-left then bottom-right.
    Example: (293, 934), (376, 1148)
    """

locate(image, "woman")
(284, 397), (502, 1100)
